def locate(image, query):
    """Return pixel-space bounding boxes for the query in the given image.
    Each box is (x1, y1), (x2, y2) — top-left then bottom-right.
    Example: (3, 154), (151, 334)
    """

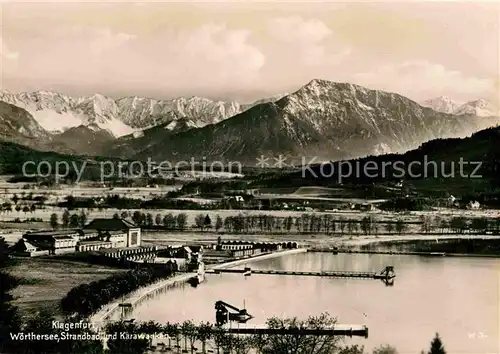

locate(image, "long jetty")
(224, 324), (369, 338)
(308, 248), (500, 258)
(308, 248), (445, 257)
(207, 266), (395, 280)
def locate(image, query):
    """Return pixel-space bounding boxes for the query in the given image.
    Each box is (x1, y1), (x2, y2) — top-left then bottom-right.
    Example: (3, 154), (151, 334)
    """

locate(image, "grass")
(7, 257), (124, 318)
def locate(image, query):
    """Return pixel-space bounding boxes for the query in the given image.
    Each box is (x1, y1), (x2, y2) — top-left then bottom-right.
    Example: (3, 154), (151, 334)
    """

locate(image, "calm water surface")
(126, 253), (499, 354)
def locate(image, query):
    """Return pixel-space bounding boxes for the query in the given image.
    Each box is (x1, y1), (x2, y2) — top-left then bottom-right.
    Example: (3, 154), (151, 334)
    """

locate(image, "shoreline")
(88, 235), (500, 327)
(89, 248), (306, 327)
(90, 272), (196, 327)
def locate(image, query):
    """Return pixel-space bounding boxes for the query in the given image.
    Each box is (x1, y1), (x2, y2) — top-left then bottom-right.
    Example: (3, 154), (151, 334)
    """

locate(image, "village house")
(467, 200), (481, 210)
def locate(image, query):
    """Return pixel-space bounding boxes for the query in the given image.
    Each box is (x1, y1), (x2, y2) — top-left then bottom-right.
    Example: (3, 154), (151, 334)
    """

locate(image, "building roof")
(84, 218), (138, 231)
(25, 229), (82, 237)
(14, 239), (37, 252)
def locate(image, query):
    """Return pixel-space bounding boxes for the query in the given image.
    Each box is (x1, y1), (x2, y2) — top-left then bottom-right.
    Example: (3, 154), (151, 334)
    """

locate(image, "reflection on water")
(126, 253), (500, 354)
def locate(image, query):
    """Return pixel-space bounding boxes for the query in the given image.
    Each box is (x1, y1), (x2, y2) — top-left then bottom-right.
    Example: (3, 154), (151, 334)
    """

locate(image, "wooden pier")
(223, 324), (369, 338)
(207, 266), (395, 280)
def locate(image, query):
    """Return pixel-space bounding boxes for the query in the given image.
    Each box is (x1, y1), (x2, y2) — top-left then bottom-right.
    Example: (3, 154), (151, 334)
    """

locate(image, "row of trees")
(103, 315), (447, 354)
(61, 262), (177, 317)
(110, 210), (410, 235)
(49, 210), (87, 229)
(104, 313), (396, 354)
(0, 202), (38, 213)
(47, 209), (500, 236)
(419, 215), (500, 234)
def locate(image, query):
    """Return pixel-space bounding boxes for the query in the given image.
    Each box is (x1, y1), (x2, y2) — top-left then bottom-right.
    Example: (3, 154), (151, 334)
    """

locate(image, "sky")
(0, 1), (499, 104)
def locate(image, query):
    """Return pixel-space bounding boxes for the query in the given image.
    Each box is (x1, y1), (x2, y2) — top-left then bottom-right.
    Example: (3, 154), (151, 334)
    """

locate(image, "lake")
(124, 252), (499, 353)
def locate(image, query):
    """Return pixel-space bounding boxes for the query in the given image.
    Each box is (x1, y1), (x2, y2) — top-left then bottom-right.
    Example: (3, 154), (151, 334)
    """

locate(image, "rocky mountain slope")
(0, 89), (290, 156)
(1, 83), (498, 163)
(0, 90), (287, 136)
(123, 79), (500, 165)
(0, 101), (50, 143)
(115, 96), (243, 129)
(0, 100), (116, 156)
(255, 125), (500, 198)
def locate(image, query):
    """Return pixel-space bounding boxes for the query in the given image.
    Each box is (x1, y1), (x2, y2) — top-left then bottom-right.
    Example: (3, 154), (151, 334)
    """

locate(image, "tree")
(180, 320), (197, 353)
(176, 213), (187, 231)
(121, 211), (129, 219)
(69, 214), (80, 228)
(155, 213), (162, 226)
(360, 216), (372, 235)
(106, 321), (149, 354)
(113, 213), (120, 219)
(62, 210), (70, 228)
(30, 204), (36, 213)
(204, 214), (212, 229)
(373, 344), (398, 354)
(420, 216), (432, 234)
(339, 345), (366, 354)
(428, 333), (446, 354)
(450, 217), (467, 234)
(162, 213), (175, 229)
(338, 217), (347, 234)
(12, 194), (19, 205)
(22, 205), (30, 214)
(395, 219), (407, 235)
(145, 213), (153, 227)
(15, 205), (21, 212)
(251, 312), (342, 354)
(195, 213), (206, 231)
(50, 213), (58, 229)
(215, 215), (223, 232)
(470, 217), (488, 234)
(78, 210), (87, 227)
(132, 211), (144, 225)
(197, 322), (213, 354)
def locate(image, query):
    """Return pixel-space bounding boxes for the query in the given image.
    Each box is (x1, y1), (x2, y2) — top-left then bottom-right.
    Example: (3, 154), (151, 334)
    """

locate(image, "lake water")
(125, 253), (499, 354)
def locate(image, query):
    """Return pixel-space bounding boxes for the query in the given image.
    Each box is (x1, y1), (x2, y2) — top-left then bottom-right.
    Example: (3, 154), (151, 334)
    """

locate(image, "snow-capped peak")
(421, 96), (463, 114)
(455, 99), (499, 117)
(0, 90), (135, 137)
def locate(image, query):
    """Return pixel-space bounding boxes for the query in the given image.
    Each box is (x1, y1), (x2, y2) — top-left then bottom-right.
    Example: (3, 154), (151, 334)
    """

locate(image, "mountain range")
(0, 81), (499, 164)
(421, 96), (499, 117)
(125, 80), (500, 164)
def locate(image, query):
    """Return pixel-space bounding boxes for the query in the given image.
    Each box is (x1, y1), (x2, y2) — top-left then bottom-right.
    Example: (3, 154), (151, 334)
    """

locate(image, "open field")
(255, 194), (388, 203)
(0, 185), (181, 204)
(7, 257), (124, 318)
